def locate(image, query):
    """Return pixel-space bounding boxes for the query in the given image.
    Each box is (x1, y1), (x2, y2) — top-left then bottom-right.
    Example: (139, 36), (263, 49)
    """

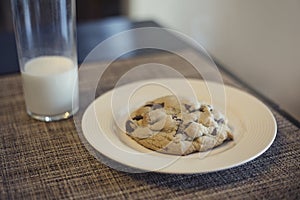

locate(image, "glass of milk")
(11, 0), (79, 121)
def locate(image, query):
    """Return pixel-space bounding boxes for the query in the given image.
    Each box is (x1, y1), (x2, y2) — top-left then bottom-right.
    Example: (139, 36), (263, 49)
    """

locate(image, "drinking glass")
(11, 0), (79, 121)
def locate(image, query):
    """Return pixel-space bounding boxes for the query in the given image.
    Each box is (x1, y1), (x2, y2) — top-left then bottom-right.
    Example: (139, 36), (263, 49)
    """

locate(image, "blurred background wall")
(0, 0), (128, 32)
(0, 0), (299, 120)
(129, 0), (300, 121)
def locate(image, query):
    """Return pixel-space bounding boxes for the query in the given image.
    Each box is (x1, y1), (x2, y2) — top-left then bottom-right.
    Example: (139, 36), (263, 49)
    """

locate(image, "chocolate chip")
(211, 128), (217, 136)
(176, 122), (185, 134)
(152, 103), (164, 110)
(132, 115), (143, 121)
(184, 104), (191, 110)
(144, 103), (153, 107)
(184, 104), (197, 112)
(199, 107), (205, 112)
(125, 120), (135, 133)
(173, 116), (182, 122)
(216, 118), (225, 124)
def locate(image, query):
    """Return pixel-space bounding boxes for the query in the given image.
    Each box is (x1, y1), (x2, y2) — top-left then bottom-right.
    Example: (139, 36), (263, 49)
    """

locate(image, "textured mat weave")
(0, 52), (299, 199)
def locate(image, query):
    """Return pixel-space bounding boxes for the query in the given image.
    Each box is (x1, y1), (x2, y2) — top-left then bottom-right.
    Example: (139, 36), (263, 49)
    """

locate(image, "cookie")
(125, 95), (233, 155)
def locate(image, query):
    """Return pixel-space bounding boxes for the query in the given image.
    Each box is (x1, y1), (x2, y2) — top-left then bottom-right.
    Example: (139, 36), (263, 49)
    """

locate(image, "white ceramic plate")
(81, 79), (277, 174)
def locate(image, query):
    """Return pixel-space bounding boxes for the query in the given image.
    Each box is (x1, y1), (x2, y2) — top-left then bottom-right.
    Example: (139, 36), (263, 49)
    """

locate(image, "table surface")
(0, 18), (299, 199)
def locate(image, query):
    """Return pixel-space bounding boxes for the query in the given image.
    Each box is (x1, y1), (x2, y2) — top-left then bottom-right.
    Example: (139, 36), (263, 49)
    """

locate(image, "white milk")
(22, 56), (79, 116)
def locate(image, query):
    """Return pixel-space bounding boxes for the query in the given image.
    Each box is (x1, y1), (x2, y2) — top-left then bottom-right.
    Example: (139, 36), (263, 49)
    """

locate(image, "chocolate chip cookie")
(125, 95), (233, 155)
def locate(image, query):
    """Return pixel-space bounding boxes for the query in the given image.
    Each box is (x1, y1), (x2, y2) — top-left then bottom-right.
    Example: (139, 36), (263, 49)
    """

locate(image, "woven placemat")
(0, 51), (299, 199)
